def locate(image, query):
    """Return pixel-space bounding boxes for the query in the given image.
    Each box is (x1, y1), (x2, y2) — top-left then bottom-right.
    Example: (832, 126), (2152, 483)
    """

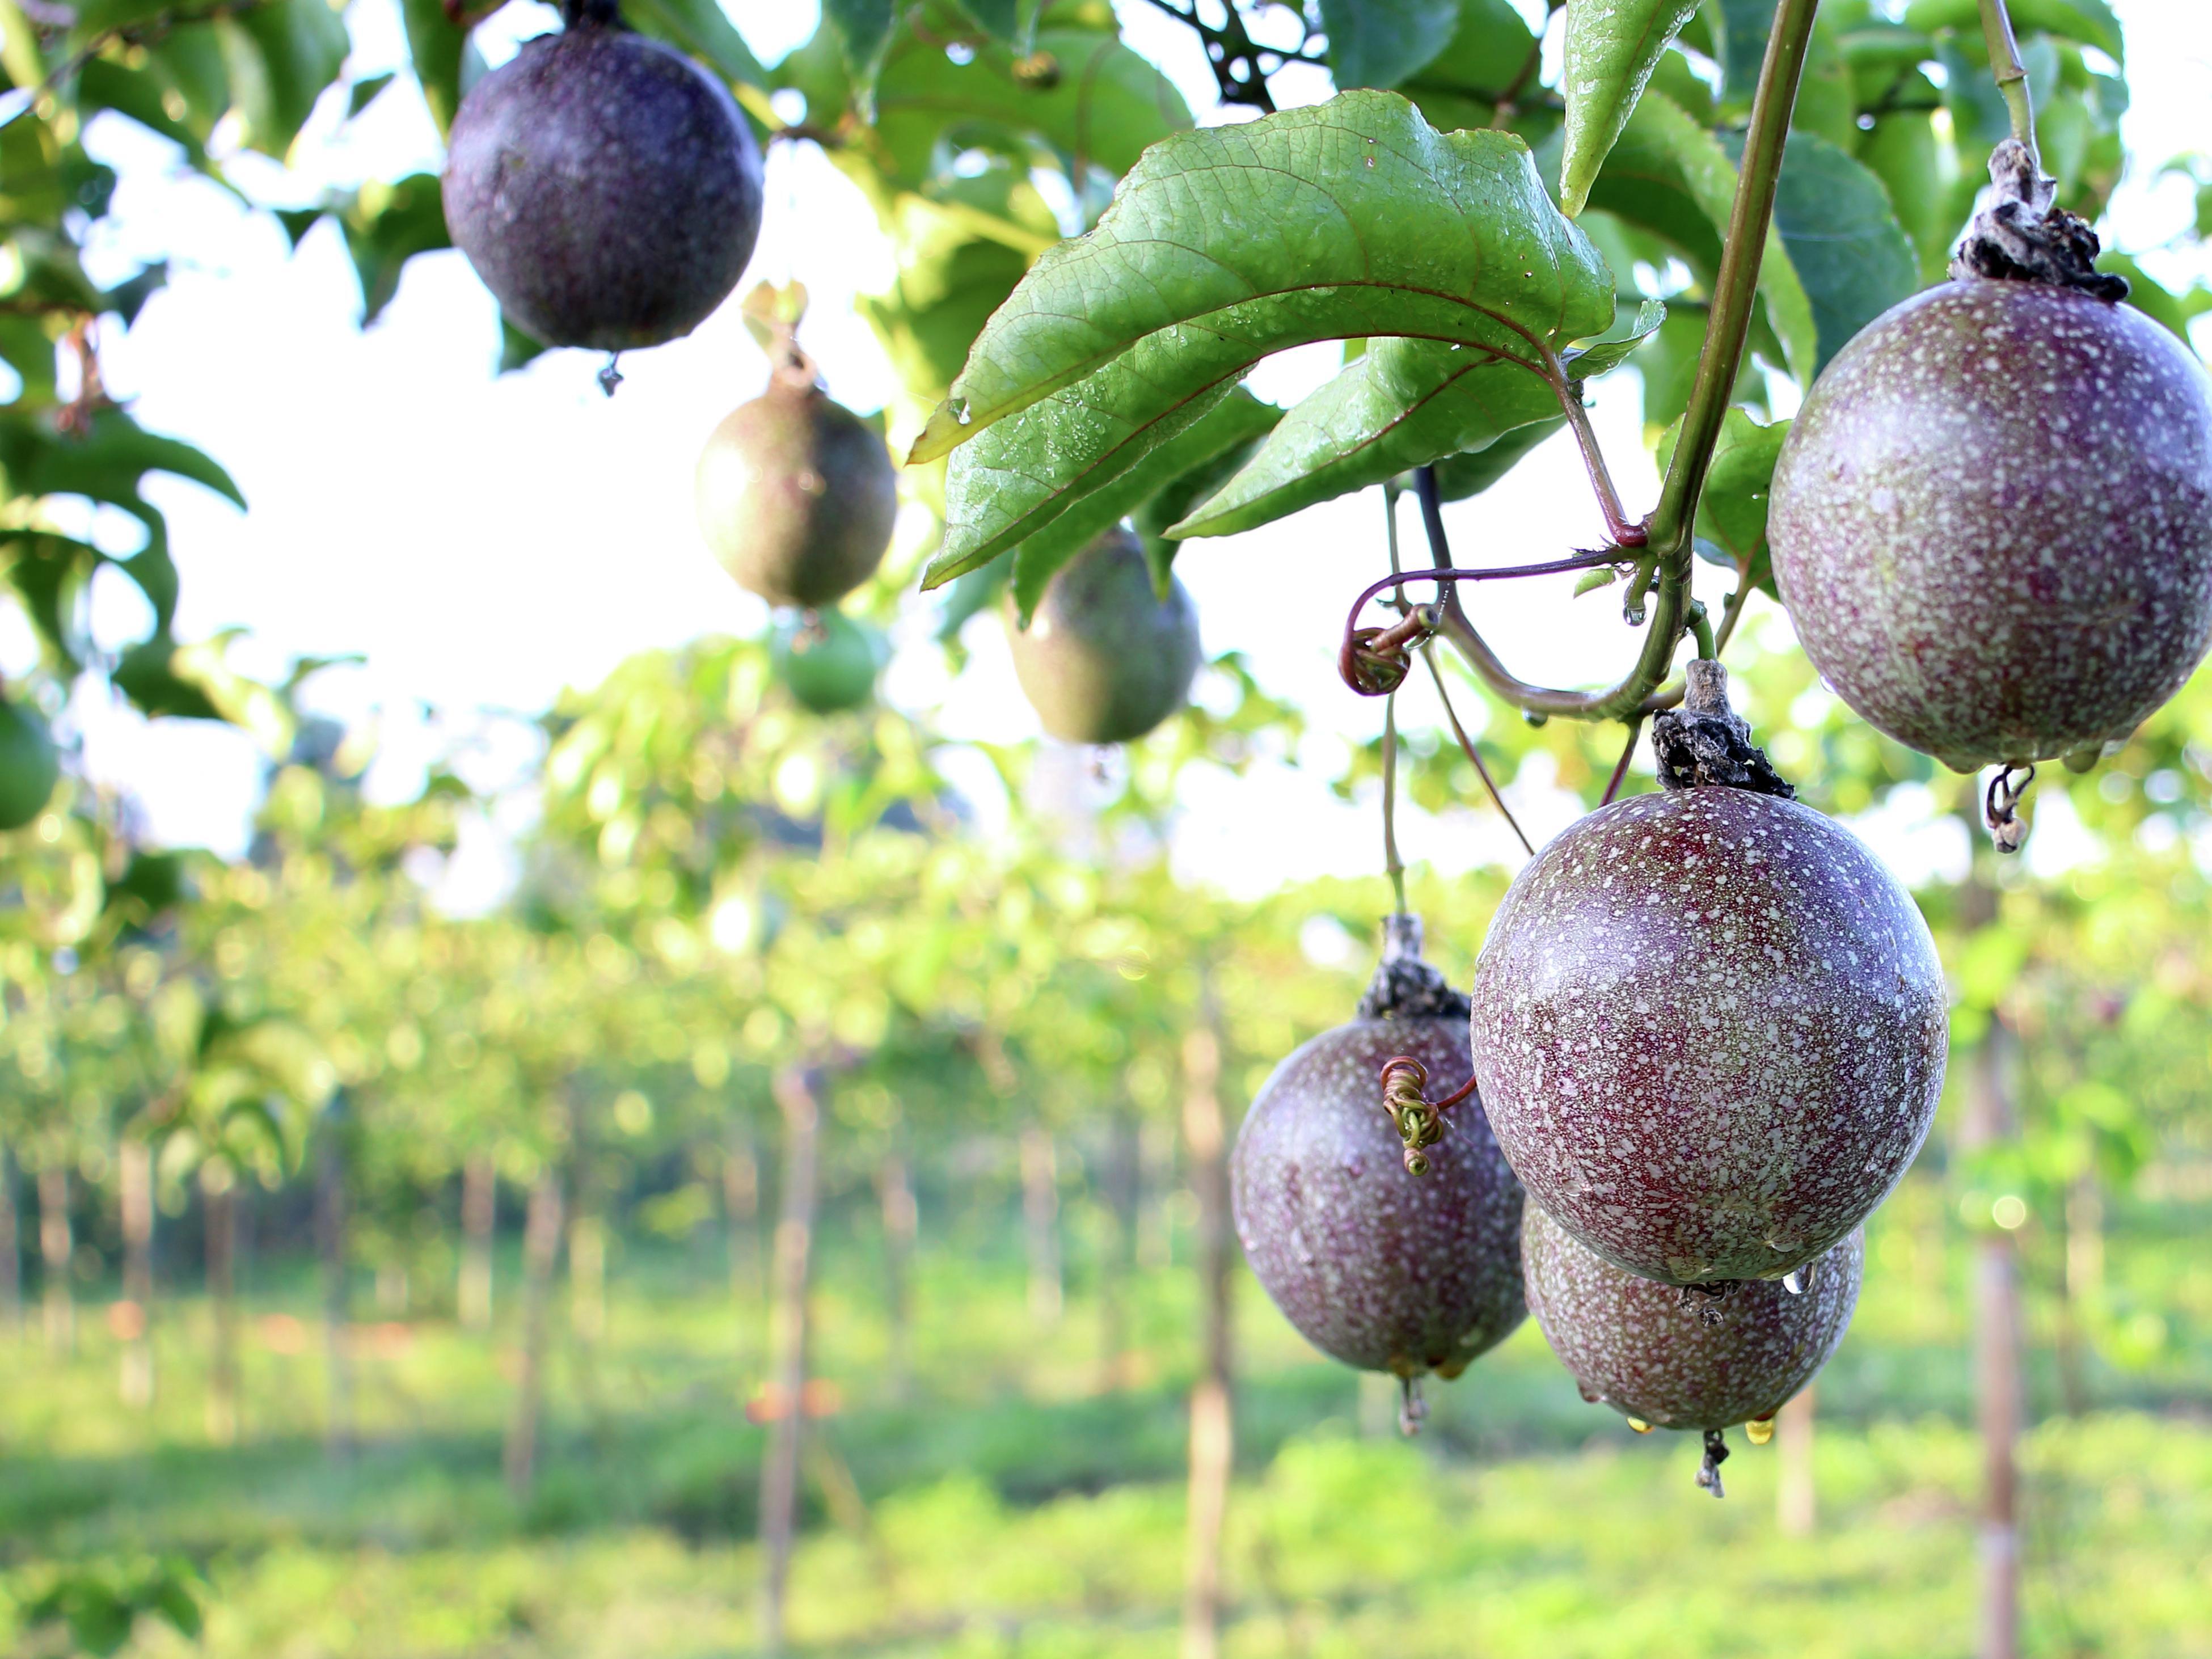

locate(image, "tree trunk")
(1097, 1109), (1140, 1390)
(38, 1166), (73, 1356)
(203, 1164), (239, 1445)
(459, 1151), (497, 1332)
(1966, 1020), (2022, 1659)
(875, 1147), (917, 1402)
(1138, 1117), (1175, 1270)
(316, 1107), (352, 1460)
(1020, 1124), (1062, 1327)
(1776, 1386), (1816, 1537)
(1180, 1024), (1232, 1659)
(725, 1129), (762, 1312)
(2057, 1176), (2102, 1416)
(759, 1066), (821, 1658)
(0, 1141), (24, 1340)
(120, 1138), (155, 1408)
(568, 1215), (606, 1344)
(503, 1168), (565, 1496)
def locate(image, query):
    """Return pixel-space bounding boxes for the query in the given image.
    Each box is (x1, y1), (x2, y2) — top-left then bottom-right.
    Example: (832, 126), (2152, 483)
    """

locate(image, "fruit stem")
(1599, 717), (1643, 806)
(1428, 0), (1820, 723)
(1381, 691), (1408, 912)
(562, 0), (621, 27)
(1686, 600), (1715, 662)
(1554, 374), (1648, 548)
(1418, 643), (1533, 857)
(1977, 0), (2040, 171)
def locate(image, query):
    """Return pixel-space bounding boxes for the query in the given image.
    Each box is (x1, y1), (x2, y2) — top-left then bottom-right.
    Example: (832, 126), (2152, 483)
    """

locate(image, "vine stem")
(1430, 0), (1822, 722)
(1379, 489), (1408, 911)
(1978, 0), (2040, 171)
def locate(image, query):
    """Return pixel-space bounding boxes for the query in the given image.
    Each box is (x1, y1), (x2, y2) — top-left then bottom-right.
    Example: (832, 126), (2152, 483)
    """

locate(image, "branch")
(1978, 0), (2039, 171)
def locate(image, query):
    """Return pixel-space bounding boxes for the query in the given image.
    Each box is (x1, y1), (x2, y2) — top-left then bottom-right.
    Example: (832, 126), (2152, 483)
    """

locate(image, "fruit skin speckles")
(1468, 786), (1945, 1287)
(1523, 1202), (1861, 1432)
(1769, 278), (2212, 771)
(444, 20), (763, 352)
(1232, 1016), (1525, 1378)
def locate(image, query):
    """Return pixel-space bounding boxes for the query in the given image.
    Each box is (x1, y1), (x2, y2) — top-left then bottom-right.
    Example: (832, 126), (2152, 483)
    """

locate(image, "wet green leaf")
(1559, 0), (1703, 215)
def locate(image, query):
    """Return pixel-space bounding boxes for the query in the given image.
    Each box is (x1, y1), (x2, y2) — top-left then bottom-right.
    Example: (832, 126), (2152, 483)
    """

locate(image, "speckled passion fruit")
(771, 609), (884, 714)
(0, 694), (58, 830)
(1467, 784), (1946, 1287)
(1007, 527), (1201, 745)
(442, 6), (763, 352)
(1524, 1202), (1860, 1442)
(697, 379), (897, 609)
(1232, 917), (1525, 1396)
(1768, 278), (2212, 772)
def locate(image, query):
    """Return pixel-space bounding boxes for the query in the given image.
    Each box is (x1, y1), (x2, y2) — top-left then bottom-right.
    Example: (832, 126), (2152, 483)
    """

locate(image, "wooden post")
(759, 1065), (821, 1657)
(120, 1137), (156, 1408)
(38, 1165), (73, 1356)
(316, 1097), (353, 1460)
(459, 1151), (497, 1332)
(724, 1128), (762, 1312)
(1020, 1124), (1062, 1326)
(203, 1162), (238, 1444)
(875, 1146), (917, 1402)
(2057, 1177), (2101, 1416)
(1097, 1109), (1140, 1390)
(503, 1168), (565, 1495)
(1776, 1387), (1816, 1536)
(1180, 1024), (1232, 1659)
(1965, 1019), (2022, 1659)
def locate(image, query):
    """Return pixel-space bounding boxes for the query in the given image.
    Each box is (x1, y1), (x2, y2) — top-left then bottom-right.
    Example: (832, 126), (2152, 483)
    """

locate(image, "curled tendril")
(1379, 1056), (1479, 1176)
(1986, 763), (2037, 855)
(1336, 555), (1627, 698)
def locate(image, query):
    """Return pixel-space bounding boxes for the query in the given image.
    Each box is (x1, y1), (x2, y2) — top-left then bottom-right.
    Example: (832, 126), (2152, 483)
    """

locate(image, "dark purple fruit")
(697, 380), (897, 609)
(1007, 527), (1200, 745)
(1232, 919), (1525, 1385)
(1468, 784), (1945, 1286)
(771, 609), (883, 714)
(442, 13), (763, 351)
(1770, 278), (2212, 771)
(0, 694), (58, 830)
(1523, 1201), (1860, 1435)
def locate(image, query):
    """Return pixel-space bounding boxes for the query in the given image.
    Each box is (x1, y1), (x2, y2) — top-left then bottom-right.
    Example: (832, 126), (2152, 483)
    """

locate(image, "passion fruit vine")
(442, 0), (763, 353)
(1008, 527), (1202, 745)
(1770, 141), (2212, 774)
(1467, 662), (1947, 1288)
(1523, 1202), (1862, 1495)
(1232, 915), (1525, 1430)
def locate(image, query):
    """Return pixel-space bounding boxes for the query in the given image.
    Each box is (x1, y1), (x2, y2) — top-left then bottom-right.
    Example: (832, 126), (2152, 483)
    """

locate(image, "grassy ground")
(2, 1175), (2209, 1657)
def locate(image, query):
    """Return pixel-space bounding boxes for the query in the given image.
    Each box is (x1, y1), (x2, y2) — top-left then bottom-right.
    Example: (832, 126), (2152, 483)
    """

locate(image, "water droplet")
(597, 356), (624, 398)
(1745, 1415), (1774, 1445)
(1627, 1416), (1653, 1434)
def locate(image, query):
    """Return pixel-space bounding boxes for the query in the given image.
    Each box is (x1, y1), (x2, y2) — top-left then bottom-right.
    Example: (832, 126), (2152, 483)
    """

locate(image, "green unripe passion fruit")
(771, 610), (884, 714)
(0, 694), (59, 830)
(1006, 527), (1201, 745)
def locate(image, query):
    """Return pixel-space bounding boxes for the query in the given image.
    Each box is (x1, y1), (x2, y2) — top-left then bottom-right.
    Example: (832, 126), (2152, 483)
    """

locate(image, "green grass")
(2, 1180), (2208, 1656)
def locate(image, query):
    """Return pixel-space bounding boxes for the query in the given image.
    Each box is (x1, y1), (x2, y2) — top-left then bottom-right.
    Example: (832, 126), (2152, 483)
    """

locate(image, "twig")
(1420, 644), (1532, 856)
(1978, 0), (2040, 172)
(1600, 717), (1643, 805)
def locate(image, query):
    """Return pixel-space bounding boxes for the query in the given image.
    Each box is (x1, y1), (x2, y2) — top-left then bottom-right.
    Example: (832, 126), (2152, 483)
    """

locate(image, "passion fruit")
(1006, 527), (1201, 745)
(442, 5), (763, 352)
(771, 609), (884, 714)
(697, 379), (897, 609)
(1468, 727), (1946, 1287)
(0, 694), (58, 830)
(1232, 917), (1525, 1402)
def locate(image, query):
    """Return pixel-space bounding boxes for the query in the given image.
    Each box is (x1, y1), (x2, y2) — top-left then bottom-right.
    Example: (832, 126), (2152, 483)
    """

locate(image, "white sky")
(27, 0), (2212, 905)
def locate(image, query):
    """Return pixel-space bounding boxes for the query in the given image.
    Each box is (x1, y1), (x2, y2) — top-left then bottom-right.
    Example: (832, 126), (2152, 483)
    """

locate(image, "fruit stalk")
(1977, 0), (2039, 170)
(1428, 0), (1822, 722)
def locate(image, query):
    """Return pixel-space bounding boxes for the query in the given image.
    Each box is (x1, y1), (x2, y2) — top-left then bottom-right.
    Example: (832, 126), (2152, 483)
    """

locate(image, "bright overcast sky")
(24, 0), (2212, 906)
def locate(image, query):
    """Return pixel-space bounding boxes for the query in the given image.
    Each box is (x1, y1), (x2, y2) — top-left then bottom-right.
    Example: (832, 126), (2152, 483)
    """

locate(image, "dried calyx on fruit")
(442, 0), (763, 361)
(1770, 137), (2212, 843)
(1469, 661), (1948, 1287)
(1522, 1204), (1862, 1496)
(697, 285), (898, 612)
(1232, 914), (1525, 1435)
(1006, 528), (1202, 745)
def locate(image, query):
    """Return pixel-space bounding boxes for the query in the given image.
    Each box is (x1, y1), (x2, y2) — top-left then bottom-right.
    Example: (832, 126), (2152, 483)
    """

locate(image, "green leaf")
(625, 0), (771, 89)
(1320, 0), (1461, 91)
(1900, 0), (2121, 63)
(1762, 130), (1918, 369)
(1430, 414), (1562, 499)
(824, 0), (897, 93)
(1658, 405), (1788, 593)
(1559, 0), (1703, 216)
(1567, 294), (1668, 376)
(911, 92), (1615, 468)
(499, 314), (547, 375)
(1579, 89), (1819, 383)
(1171, 304), (1656, 541)
(2098, 254), (2200, 348)
(223, 0), (351, 159)
(1857, 105), (1953, 285)
(347, 71), (395, 119)
(335, 172), (450, 324)
(1008, 390), (1281, 619)
(400, 0), (466, 135)
(1405, 0), (1537, 94)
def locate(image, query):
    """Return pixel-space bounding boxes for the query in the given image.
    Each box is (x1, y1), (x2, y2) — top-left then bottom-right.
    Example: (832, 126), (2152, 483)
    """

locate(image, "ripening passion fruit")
(442, 2), (763, 352)
(1467, 673), (1947, 1287)
(1007, 527), (1201, 745)
(1523, 1203), (1861, 1494)
(697, 378), (898, 609)
(1232, 916), (1525, 1426)
(1770, 150), (2212, 772)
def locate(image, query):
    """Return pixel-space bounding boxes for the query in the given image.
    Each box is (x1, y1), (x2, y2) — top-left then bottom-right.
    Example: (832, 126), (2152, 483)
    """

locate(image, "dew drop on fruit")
(1745, 1415), (1775, 1445)
(1627, 1417), (1653, 1434)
